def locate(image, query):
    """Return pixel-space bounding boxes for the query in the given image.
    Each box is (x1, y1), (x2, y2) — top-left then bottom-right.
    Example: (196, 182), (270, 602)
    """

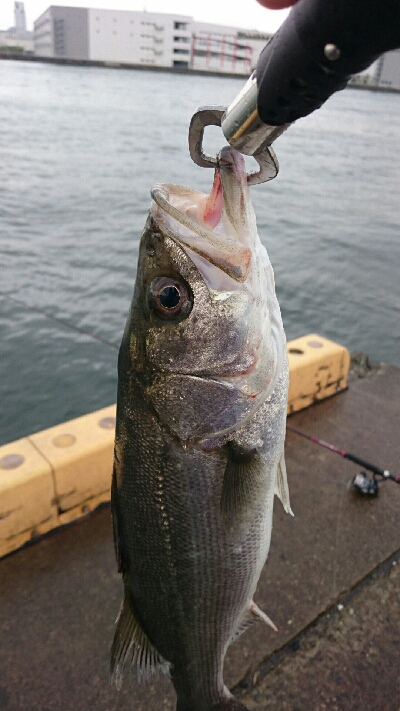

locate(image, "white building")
(0, 2), (33, 53)
(375, 49), (400, 90)
(33, 6), (270, 75)
(88, 9), (192, 68)
(189, 23), (270, 74)
(349, 50), (400, 91)
(14, 1), (27, 31)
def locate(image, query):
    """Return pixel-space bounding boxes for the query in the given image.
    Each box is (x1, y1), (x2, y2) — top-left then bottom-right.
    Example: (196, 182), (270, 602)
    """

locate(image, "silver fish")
(110, 146), (292, 711)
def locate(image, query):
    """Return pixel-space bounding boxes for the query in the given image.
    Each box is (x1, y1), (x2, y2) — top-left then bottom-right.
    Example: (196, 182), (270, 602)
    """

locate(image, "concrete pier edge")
(233, 545), (400, 700)
(1, 352), (399, 710)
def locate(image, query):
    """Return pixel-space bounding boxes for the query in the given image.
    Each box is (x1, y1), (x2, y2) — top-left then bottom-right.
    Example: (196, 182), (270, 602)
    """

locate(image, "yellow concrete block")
(0, 333), (351, 559)
(29, 404), (116, 515)
(287, 334), (350, 414)
(0, 437), (57, 558)
(57, 489), (112, 527)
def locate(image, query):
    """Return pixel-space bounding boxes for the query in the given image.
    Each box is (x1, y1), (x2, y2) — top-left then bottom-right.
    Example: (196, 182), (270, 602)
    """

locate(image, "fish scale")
(111, 146), (292, 710)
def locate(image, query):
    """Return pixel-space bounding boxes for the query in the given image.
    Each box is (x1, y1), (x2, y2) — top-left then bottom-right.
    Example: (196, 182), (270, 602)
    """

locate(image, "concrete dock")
(1, 362), (399, 711)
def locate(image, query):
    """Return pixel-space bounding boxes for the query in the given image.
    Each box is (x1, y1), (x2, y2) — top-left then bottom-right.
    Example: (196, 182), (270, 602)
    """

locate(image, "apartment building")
(33, 6), (269, 74)
(189, 23), (270, 74)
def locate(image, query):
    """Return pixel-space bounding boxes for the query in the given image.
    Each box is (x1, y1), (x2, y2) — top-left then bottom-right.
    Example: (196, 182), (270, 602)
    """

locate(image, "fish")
(110, 145), (292, 711)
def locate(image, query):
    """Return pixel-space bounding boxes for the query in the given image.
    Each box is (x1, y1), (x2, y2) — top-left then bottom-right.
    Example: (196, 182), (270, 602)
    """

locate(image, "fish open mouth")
(145, 146), (287, 440)
(150, 147), (256, 283)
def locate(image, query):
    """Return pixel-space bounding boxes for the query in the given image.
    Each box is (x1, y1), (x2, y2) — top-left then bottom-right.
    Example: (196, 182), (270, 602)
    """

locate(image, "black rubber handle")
(256, 0), (400, 126)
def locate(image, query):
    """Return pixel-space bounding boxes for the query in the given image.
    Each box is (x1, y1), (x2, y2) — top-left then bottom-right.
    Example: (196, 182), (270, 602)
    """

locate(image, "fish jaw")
(150, 146), (257, 286)
(151, 183), (251, 283)
(139, 148), (286, 441)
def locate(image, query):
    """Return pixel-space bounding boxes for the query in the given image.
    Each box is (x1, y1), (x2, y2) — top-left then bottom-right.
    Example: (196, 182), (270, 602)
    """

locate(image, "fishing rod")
(287, 424), (400, 496)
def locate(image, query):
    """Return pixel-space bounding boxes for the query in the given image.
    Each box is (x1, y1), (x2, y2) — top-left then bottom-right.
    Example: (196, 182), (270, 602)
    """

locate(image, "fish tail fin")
(110, 585), (170, 689)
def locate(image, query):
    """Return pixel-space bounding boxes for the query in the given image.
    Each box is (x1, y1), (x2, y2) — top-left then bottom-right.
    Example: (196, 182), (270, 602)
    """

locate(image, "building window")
(174, 22), (187, 30)
(173, 60), (189, 67)
(53, 18), (65, 56)
(173, 48), (189, 55)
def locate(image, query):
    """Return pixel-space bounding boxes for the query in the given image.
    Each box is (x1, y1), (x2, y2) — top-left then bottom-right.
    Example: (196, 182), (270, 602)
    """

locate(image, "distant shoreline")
(0, 51), (247, 80)
(1, 52), (399, 93)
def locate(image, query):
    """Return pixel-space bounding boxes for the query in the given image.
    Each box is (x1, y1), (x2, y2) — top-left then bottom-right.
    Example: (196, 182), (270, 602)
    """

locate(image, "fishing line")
(0, 292), (119, 351)
(287, 424), (400, 495)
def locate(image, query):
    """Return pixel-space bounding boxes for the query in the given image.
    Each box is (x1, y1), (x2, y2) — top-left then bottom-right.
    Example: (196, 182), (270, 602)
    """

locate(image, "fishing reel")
(287, 424), (400, 499)
(352, 471), (379, 496)
(352, 468), (394, 497)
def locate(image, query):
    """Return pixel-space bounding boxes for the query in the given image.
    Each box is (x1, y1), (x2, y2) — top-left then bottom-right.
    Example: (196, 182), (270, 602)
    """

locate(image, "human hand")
(256, 0), (297, 8)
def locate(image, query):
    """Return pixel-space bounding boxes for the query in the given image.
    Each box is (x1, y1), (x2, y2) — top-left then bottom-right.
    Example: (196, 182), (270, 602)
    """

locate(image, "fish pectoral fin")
(274, 453), (294, 516)
(110, 586), (170, 689)
(230, 600), (277, 644)
(220, 443), (264, 542)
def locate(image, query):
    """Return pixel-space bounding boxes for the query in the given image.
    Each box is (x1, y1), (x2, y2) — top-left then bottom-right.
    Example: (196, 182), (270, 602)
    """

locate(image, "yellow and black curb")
(0, 335), (349, 558)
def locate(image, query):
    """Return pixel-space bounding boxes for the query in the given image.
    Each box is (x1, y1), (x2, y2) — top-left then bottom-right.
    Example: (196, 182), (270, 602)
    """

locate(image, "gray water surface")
(1, 60), (399, 445)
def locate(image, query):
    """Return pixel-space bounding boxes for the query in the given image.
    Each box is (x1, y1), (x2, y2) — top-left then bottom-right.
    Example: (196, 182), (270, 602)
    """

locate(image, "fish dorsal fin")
(110, 587), (170, 689)
(274, 453), (294, 516)
(230, 600), (277, 644)
(220, 443), (265, 542)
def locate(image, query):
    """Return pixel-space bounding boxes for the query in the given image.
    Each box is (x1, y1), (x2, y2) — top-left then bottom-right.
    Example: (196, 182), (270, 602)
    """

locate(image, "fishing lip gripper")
(188, 0), (400, 185)
(188, 72), (284, 187)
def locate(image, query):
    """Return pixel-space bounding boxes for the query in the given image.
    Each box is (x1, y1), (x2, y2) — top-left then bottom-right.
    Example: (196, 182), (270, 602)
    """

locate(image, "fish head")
(124, 146), (287, 442)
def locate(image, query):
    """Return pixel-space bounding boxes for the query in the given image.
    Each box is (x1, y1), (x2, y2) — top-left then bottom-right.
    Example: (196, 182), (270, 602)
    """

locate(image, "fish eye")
(159, 285), (180, 308)
(148, 277), (193, 321)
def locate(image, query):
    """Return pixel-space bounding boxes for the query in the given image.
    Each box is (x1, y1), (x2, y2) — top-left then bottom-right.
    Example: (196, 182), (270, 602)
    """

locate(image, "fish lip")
(150, 185), (252, 283)
(218, 158), (232, 168)
(217, 155), (234, 170)
(150, 147), (253, 286)
(217, 145), (247, 178)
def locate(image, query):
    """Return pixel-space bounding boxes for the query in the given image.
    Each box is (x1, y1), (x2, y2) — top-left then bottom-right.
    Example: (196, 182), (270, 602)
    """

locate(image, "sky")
(1, 0), (290, 33)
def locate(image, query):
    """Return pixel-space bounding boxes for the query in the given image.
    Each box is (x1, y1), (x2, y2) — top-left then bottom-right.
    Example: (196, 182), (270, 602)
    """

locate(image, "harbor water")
(1, 59), (399, 446)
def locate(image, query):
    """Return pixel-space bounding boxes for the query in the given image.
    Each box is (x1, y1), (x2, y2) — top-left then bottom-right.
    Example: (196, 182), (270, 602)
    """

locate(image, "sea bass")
(110, 146), (292, 711)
